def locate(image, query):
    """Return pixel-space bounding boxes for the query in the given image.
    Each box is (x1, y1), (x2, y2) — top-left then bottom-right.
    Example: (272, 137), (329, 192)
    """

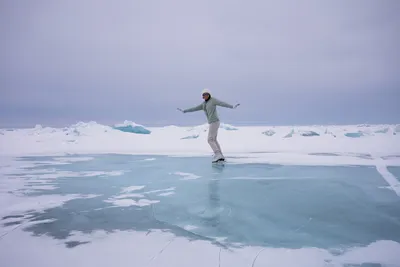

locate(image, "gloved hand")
(233, 103), (240, 109)
(177, 108), (184, 113)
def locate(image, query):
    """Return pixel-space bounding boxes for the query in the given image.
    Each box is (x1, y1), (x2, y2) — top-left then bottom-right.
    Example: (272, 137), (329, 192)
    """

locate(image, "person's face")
(202, 93), (210, 100)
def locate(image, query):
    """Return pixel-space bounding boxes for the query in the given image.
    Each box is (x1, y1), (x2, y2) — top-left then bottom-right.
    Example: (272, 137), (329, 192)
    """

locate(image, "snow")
(0, 229), (399, 267)
(104, 198), (160, 207)
(121, 185), (146, 193)
(375, 157), (400, 196)
(158, 192), (175, 197)
(1, 193), (98, 215)
(172, 172), (202, 180)
(1, 122), (399, 165)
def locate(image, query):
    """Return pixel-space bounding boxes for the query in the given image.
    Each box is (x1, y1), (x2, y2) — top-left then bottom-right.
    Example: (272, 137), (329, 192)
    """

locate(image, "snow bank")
(0, 121), (399, 158)
(63, 121), (112, 136)
(186, 123), (238, 133)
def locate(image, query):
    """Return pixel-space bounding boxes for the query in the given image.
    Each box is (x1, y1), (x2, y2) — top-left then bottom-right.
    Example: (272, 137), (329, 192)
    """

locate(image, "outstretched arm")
(182, 103), (203, 113)
(213, 98), (234, 108)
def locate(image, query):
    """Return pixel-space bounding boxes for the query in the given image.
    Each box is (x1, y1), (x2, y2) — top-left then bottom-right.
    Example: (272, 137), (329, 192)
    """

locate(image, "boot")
(212, 152), (225, 162)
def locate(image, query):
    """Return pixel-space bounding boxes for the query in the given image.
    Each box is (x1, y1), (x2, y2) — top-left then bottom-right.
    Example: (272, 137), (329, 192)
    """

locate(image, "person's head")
(202, 88), (211, 100)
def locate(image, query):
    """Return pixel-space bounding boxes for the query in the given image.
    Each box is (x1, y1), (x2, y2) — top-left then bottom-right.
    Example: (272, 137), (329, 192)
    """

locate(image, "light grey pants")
(208, 121), (223, 157)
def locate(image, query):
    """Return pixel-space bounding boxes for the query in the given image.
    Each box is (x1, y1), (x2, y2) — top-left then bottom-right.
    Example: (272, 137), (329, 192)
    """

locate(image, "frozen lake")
(1, 153), (400, 267)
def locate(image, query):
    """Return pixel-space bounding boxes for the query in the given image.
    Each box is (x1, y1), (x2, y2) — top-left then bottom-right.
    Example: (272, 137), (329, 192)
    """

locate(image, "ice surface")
(1, 122), (400, 266)
(1, 154), (400, 267)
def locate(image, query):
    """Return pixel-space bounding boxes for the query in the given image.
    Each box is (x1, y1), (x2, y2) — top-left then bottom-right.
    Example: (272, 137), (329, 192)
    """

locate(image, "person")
(177, 88), (240, 162)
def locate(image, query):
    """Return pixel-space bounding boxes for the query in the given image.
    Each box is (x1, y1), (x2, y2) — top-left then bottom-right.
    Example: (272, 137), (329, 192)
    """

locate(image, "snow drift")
(0, 121), (399, 157)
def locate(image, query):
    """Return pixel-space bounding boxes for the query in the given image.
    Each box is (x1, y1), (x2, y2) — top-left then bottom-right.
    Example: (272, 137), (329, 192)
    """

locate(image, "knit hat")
(201, 88), (211, 95)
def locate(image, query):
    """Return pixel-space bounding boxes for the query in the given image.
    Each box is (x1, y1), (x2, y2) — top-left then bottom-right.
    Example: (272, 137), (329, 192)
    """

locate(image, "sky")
(1, 0), (399, 127)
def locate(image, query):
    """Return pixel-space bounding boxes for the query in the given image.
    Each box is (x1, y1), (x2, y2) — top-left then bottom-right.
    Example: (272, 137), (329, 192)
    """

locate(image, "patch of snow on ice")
(172, 172), (201, 180)
(104, 198), (159, 207)
(121, 185), (145, 193)
(158, 192), (175, 197)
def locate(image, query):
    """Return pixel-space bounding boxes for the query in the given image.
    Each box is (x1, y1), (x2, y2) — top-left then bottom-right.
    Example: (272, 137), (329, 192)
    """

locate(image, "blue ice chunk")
(284, 129), (294, 138)
(113, 121), (151, 134)
(114, 125), (151, 134)
(262, 130), (276, 136)
(300, 131), (320, 137)
(181, 134), (199, 140)
(345, 131), (364, 138)
(220, 123), (238, 130)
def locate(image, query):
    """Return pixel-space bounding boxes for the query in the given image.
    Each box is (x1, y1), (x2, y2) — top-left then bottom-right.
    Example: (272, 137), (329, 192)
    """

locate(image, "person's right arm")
(183, 103), (203, 113)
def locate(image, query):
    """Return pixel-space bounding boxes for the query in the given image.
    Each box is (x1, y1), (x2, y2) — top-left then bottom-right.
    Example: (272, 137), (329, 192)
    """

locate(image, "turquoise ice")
(2, 154), (400, 253)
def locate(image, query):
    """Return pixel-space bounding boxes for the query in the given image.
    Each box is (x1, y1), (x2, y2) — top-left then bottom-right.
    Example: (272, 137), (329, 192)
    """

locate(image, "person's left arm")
(213, 98), (234, 108)
(213, 98), (240, 109)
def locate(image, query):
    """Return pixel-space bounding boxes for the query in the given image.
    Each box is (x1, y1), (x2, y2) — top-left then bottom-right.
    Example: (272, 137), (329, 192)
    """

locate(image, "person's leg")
(208, 121), (223, 159)
(207, 121), (219, 154)
(213, 121), (223, 157)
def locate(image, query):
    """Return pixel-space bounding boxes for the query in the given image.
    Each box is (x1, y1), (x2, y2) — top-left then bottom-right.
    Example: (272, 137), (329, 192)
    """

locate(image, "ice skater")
(177, 88), (240, 163)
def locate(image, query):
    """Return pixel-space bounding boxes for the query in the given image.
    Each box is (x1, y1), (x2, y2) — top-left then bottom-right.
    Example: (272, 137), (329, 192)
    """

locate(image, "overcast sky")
(1, 0), (399, 127)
